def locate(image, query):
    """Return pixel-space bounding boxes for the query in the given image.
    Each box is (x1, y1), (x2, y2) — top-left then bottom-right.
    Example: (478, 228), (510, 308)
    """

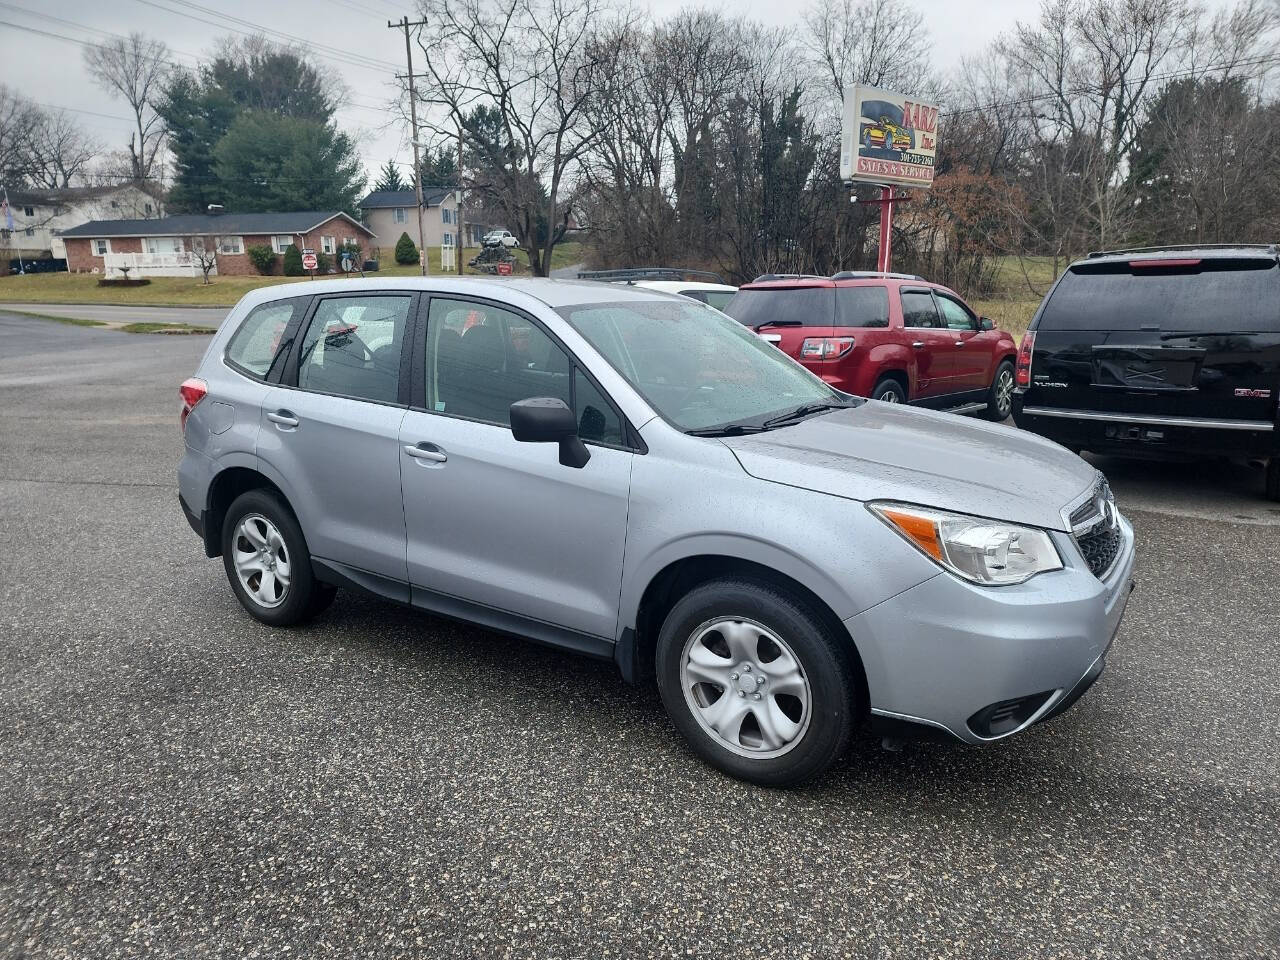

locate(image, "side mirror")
(510, 397), (590, 468)
(979, 317), (994, 331)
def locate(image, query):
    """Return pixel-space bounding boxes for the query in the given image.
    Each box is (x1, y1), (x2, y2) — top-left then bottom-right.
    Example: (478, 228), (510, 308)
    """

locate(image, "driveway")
(1, 310), (1277, 958)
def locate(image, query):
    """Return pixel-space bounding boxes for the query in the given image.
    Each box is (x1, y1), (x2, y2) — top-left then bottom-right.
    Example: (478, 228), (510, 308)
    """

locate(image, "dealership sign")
(840, 85), (939, 188)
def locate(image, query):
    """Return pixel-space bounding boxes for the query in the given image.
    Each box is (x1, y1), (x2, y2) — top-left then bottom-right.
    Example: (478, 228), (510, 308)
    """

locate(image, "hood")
(722, 403), (1097, 531)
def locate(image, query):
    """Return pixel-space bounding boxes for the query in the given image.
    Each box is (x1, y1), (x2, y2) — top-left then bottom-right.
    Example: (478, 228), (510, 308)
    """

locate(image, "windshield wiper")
(685, 423), (773, 437)
(753, 319), (803, 331)
(759, 401), (851, 429)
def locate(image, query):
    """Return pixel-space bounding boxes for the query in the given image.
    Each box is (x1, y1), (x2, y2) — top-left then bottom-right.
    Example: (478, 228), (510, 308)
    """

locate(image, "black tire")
(655, 578), (858, 787)
(983, 359), (1016, 421)
(871, 376), (907, 404)
(221, 489), (335, 626)
(1266, 459), (1280, 502)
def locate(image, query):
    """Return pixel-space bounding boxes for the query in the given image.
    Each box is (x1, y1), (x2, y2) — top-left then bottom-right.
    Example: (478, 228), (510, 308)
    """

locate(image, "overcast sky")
(0, 0), (1229, 190)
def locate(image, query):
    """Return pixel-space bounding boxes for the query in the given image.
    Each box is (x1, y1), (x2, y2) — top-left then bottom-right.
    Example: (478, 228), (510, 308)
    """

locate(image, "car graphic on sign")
(863, 117), (913, 153)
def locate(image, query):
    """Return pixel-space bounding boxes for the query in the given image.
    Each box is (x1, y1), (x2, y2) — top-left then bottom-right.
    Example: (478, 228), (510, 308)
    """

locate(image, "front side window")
(557, 299), (843, 432)
(901, 291), (941, 328)
(937, 295), (977, 331)
(297, 295), (411, 403)
(426, 298), (571, 426)
(225, 299), (303, 379)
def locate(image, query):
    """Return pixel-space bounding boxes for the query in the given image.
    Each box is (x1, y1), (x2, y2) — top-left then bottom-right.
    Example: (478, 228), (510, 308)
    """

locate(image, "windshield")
(556, 299), (846, 432)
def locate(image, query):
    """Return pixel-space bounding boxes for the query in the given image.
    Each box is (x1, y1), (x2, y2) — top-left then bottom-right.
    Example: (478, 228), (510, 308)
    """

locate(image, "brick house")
(59, 211), (376, 277)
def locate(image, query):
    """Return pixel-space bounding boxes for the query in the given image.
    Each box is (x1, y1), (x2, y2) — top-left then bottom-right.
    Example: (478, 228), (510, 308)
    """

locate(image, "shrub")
(247, 244), (276, 275)
(315, 250), (331, 273)
(394, 232), (419, 265)
(282, 243), (304, 276)
(96, 277), (151, 288)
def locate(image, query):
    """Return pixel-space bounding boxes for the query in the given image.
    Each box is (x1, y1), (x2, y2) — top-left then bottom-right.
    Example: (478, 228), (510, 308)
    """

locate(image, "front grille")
(1076, 523), (1123, 579)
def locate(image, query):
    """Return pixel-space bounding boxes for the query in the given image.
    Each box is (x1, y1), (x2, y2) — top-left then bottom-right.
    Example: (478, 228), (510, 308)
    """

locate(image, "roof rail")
(1087, 243), (1278, 259)
(831, 270), (925, 281)
(750, 273), (829, 283)
(577, 267), (727, 284)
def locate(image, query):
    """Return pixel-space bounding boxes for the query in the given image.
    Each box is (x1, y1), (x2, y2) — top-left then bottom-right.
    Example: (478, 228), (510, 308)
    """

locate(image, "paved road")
(0, 301), (230, 328)
(2, 310), (1277, 958)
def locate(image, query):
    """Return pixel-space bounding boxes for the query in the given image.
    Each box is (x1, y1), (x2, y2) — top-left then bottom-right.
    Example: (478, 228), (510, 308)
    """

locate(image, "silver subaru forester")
(178, 277), (1135, 786)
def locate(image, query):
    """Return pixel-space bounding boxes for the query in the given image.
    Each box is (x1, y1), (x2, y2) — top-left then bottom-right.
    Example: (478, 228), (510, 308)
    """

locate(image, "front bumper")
(847, 514), (1136, 744)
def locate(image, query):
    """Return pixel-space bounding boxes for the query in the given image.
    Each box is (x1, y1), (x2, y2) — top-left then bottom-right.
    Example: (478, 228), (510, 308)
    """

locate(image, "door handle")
(267, 410), (299, 428)
(912, 341), (925, 349)
(955, 341), (966, 347)
(403, 443), (447, 463)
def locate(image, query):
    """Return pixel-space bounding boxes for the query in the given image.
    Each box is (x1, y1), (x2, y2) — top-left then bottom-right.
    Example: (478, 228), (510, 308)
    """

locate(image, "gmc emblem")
(1234, 388), (1272, 398)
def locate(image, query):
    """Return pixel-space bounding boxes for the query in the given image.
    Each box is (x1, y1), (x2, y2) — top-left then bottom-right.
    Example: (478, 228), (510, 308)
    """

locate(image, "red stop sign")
(496, 261), (513, 276)
(301, 252), (318, 271)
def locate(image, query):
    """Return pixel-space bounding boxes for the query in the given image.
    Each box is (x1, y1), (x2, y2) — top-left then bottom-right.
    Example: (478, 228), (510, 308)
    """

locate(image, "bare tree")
(82, 33), (170, 181)
(191, 236), (220, 285)
(27, 110), (101, 189)
(0, 85), (41, 185)
(803, 0), (936, 100)
(414, 0), (630, 275)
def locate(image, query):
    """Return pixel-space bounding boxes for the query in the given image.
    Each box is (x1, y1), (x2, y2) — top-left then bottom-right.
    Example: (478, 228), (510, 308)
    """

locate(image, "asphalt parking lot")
(2, 310), (1278, 959)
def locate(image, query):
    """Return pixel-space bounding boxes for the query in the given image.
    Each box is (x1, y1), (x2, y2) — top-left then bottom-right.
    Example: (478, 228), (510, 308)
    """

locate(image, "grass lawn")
(971, 255), (1072, 339)
(119, 322), (217, 335)
(0, 242), (585, 308)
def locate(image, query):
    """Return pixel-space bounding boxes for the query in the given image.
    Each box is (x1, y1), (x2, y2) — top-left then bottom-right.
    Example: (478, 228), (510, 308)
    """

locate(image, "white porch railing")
(103, 252), (211, 278)
(441, 243), (456, 272)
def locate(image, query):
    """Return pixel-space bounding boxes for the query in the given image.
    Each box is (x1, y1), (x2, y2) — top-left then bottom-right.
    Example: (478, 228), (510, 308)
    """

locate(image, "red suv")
(723, 272), (1018, 419)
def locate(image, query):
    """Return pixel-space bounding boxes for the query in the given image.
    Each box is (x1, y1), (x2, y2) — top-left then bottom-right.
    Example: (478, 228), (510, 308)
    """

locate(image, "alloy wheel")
(996, 368), (1015, 417)
(680, 618), (812, 759)
(232, 514), (292, 609)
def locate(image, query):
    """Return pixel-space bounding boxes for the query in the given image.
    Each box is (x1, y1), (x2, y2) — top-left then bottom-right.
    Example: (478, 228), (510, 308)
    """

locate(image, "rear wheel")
(221, 489), (335, 626)
(871, 376), (907, 404)
(1266, 459), (1280, 502)
(984, 360), (1016, 421)
(655, 579), (857, 787)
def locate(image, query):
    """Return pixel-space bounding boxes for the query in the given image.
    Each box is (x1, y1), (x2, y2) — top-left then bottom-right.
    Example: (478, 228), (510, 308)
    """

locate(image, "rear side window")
(836, 286), (889, 328)
(901, 290), (940, 328)
(297, 295), (412, 403)
(225, 300), (302, 378)
(1041, 260), (1280, 331)
(722, 287), (834, 327)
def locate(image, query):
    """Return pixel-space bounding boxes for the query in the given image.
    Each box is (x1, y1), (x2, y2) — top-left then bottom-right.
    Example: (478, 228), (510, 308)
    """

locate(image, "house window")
(393, 208), (407, 224)
(321, 236), (335, 254)
(110, 200), (119, 209)
(24, 227), (34, 237)
(23, 206), (34, 217)
(443, 232), (452, 246)
(92, 239), (111, 256)
(144, 236), (183, 255)
(270, 235), (296, 254)
(442, 208), (451, 225)
(218, 236), (244, 255)
(344, 237), (355, 248)
(145, 203), (153, 216)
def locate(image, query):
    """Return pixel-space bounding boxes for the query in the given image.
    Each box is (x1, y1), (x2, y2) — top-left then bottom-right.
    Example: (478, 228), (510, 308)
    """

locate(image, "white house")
(2, 184), (164, 260)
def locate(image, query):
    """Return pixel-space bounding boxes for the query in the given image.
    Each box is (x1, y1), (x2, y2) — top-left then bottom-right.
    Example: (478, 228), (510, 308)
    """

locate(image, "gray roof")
(60, 211), (374, 239)
(359, 188), (453, 209)
(6, 183), (163, 207)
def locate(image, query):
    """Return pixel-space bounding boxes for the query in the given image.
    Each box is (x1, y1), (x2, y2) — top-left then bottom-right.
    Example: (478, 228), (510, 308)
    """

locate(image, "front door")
(399, 295), (633, 640)
(258, 292), (415, 582)
(935, 292), (993, 392)
(899, 288), (956, 398)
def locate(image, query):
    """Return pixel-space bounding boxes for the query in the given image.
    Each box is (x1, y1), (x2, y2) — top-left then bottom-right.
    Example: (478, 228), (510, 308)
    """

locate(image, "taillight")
(1015, 331), (1036, 387)
(179, 377), (207, 432)
(800, 336), (855, 359)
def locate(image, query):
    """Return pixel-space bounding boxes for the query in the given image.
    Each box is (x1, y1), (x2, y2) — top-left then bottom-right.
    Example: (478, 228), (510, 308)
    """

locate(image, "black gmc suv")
(1012, 245), (1280, 501)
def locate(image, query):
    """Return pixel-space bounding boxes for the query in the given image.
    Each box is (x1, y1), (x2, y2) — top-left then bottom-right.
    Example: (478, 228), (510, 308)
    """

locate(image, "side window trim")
(279, 291), (419, 406)
(415, 292), (642, 452)
(900, 287), (941, 329)
(935, 292), (979, 332)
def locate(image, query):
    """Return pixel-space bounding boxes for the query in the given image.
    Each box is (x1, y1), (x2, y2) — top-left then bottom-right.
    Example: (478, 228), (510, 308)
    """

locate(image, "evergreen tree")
(283, 243), (304, 276)
(394, 232), (419, 265)
(373, 160), (407, 192)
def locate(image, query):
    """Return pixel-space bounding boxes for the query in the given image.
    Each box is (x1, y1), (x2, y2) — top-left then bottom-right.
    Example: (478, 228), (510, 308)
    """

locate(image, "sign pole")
(877, 186), (894, 273)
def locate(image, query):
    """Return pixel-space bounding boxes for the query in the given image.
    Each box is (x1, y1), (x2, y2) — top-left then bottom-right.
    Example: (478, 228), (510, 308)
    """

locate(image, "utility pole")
(389, 16), (429, 276)
(456, 123), (464, 275)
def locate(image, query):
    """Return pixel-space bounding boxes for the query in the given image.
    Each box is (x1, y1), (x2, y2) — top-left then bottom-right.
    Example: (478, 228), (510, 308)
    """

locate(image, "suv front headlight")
(869, 502), (1063, 586)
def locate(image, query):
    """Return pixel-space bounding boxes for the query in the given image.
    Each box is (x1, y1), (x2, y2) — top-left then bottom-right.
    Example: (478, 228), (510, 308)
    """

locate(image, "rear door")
(898, 287), (956, 397)
(722, 285), (835, 362)
(1028, 257), (1280, 424)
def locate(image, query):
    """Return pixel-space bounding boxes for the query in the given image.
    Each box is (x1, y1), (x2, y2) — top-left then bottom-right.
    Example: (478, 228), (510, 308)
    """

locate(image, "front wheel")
(984, 360), (1015, 421)
(655, 579), (858, 786)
